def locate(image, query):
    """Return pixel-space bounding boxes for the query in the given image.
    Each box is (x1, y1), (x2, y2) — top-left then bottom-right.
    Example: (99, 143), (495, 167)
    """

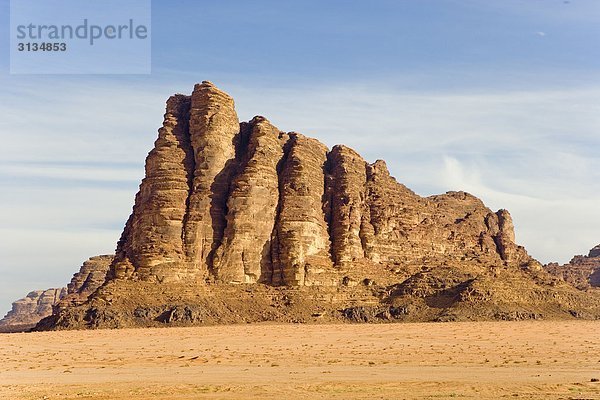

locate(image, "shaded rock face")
(62, 255), (114, 306)
(0, 288), (66, 332)
(589, 244), (600, 259)
(105, 81), (534, 287)
(545, 245), (600, 290)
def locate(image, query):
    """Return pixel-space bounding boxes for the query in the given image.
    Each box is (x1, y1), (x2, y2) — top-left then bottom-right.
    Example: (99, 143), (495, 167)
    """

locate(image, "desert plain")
(0, 321), (599, 399)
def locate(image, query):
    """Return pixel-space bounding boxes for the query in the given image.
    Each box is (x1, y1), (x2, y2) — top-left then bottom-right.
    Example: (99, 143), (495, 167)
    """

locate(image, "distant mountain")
(0, 288), (65, 332)
(545, 245), (600, 290)
(0, 255), (112, 332)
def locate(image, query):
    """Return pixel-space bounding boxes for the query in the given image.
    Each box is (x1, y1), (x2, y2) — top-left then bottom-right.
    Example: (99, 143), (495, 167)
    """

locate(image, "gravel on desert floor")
(1, 321), (599, 399)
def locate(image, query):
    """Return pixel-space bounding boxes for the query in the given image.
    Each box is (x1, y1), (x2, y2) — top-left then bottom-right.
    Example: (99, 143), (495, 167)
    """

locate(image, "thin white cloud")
(1, 163), (142, 182)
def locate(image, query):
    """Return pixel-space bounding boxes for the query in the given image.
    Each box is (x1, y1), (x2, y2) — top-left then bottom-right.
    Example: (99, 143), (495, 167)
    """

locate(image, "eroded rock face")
(1, 256), (114, 332)
(0, 288), (66, 332)
(545, 245), (600, 290)
(213, 117), (287, 283)
(35, 81), (600, 330)
(111, 82), (240, 283)
(327, 145), (369, 266)
(102, 81), (534, 288)
(62, 255), (114, 305)
(111, 94), (193, 281)
(272, 134), (332, 286)
(183, 82), (240, 278)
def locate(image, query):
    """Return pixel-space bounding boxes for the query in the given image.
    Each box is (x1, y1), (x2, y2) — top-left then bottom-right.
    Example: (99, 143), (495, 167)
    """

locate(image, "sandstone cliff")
(545, 245), (600, 290)
(35, 82), (600, 330)
(106, 81), (532, 287)
(0, 288), (66, 332)
(60, 255), (114, 307)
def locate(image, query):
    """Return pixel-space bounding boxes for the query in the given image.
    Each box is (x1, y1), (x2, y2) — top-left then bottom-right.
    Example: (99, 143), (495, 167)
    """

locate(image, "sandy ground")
(0, 321), (599, 400)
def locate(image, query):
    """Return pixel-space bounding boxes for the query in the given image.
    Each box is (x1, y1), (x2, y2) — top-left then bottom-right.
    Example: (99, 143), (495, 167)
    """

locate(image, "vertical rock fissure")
(358, 164), (371, 259)
(323, 153), (335, 263)
(180, 101), (194, 259)
(205, 123), (250, 278)
(206, 155), (239, 274)
(492, 235), (506, 262)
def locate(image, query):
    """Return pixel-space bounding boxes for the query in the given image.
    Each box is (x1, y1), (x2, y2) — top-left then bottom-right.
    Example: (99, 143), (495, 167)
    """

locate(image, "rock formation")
(0, 255), (113, 332)
(110, 94), (194, 282)
(33, 82), (600, 330)
(103, 81), (532, 287)
(61, 255), (114, 306)
(271, 134), (332, 286)
(213, 117), (288, 283)
(545, 245), (600, 290)
(0, 288), (66, 332)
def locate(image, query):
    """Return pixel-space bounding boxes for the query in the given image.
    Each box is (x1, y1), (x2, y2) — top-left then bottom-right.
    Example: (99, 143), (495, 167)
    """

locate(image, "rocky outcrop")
(111, 94), (193, 282)
(0, 288), (66, 332)
(0, 255), (113, 332)
(545, 245), (600, 290)
(272, 134), (332, 286)
(111, 82), (240, 283)
(62, 255), (114, 305)
(183, 82), (240, 278)
(589, 244), (600, 258)
(212, 117), (287, 283)
(327, 145), (369, 266)
(103, 81), (534, 286)
(34, 81), (600, 330)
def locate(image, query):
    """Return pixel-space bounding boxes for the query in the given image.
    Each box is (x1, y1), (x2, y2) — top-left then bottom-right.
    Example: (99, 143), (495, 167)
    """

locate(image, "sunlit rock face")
(0, 288), (66, 332)
(545, 244), (600, 289)
(106, 81), (532, 287)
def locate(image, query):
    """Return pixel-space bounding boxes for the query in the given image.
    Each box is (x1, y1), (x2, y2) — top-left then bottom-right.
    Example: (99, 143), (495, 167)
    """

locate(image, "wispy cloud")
(1, 162), (142, 183)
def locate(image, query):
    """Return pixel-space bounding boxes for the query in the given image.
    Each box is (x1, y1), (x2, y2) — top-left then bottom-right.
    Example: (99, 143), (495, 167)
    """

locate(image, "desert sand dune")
(1, 321), (599, 399)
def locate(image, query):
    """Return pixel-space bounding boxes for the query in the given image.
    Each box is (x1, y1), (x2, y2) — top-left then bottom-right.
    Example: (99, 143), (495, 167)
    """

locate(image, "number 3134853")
(17, 43), (67, 51)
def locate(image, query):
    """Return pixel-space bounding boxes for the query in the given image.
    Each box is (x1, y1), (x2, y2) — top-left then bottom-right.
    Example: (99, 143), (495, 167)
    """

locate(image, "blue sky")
(0, 0), (599, 314)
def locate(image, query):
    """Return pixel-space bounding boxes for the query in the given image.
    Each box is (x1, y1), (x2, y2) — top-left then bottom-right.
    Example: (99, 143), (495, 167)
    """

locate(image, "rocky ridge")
(107, 82), (532, 286)
(0, 288), (66, 332)
(545, 245), (600, 290)
(34, 81), (600, 330)
(61, 255), (114, 306)
(0, 255), (112, 332)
